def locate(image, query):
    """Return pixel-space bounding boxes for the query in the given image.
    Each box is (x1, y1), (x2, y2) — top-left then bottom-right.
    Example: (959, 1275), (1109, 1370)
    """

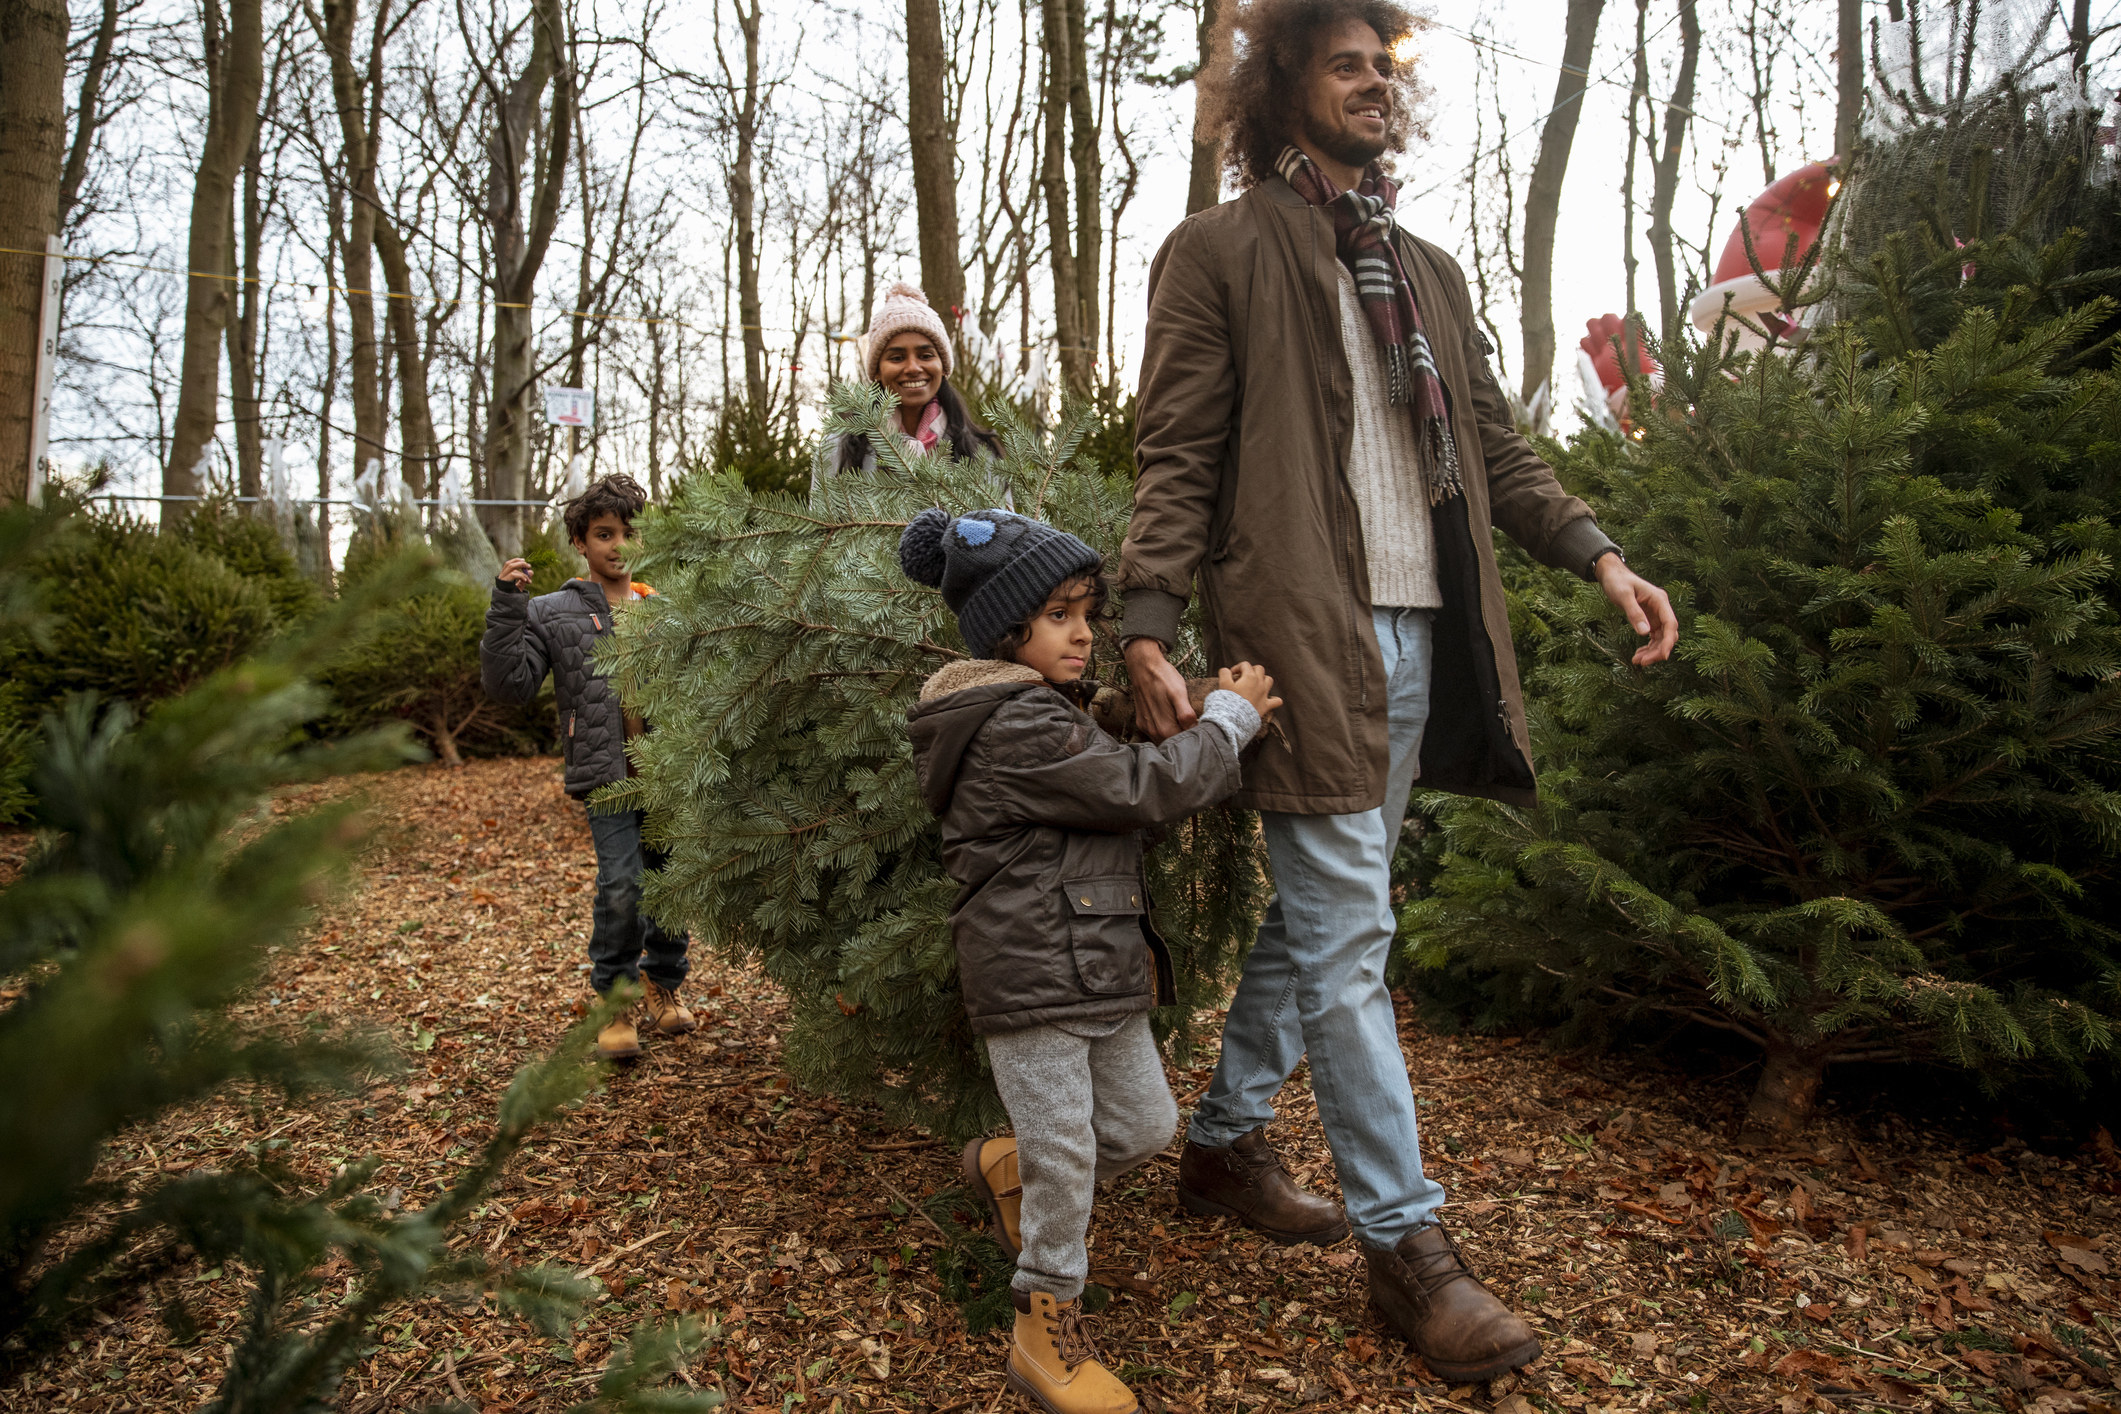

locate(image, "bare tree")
(57, 0), (124, 232)
(1038, 0), (1100, 398)
(468, 0), (570, 556)
(907, 0), (965, 337)
(165, 0), (266, 504)
(1185, 0), (1220, 214)
(1643, 0), (1701, 338)
(1518, 0), (1604, 413)
(1836, 0), (1863, 157)
(712, 0), (768, 409)
(0, 0), (69, 500)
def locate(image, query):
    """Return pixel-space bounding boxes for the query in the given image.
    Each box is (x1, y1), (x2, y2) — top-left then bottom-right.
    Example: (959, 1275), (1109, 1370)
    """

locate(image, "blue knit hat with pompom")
(898, 508), (1102, 659)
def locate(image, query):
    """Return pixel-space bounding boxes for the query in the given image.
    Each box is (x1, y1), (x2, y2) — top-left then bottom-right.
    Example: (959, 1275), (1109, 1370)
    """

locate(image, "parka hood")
(907, 660), (1047, 814)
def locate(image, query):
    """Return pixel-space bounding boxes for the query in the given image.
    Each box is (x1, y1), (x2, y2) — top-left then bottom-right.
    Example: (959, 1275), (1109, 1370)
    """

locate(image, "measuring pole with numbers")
(25, 237), (62, 505)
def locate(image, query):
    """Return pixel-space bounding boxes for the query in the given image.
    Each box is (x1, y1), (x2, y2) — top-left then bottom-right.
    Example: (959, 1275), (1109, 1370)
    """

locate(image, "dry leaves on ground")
(4, 757), (2119, 1414)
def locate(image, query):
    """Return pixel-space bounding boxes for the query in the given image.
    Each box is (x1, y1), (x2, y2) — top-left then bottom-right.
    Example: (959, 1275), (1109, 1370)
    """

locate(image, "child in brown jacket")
(901, 508), (1277, 1414)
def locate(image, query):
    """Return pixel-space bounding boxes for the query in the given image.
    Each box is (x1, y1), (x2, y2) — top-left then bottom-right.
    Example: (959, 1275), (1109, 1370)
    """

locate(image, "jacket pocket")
(1064, 876), (1149, 995)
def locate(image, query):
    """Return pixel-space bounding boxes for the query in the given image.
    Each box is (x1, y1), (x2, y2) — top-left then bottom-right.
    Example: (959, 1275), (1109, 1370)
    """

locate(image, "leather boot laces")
(1393, 1228), (1478, 1303)
(1055, 1304), (1103, 1370)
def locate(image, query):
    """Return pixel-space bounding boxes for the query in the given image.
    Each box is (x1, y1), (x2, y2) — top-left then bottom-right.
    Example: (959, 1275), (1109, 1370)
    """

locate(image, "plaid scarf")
(1277, 146), (1462, 505)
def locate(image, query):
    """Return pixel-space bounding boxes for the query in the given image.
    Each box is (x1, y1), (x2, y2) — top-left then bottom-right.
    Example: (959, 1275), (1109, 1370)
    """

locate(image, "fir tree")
(1405, 293), (2121, 1141)
(604, 387), (1268, 1141)
(317, 509), (562, 765)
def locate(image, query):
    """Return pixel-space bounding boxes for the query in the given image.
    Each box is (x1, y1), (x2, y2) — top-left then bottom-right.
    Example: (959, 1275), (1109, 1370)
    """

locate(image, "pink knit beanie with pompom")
(863, 281), (953, 381)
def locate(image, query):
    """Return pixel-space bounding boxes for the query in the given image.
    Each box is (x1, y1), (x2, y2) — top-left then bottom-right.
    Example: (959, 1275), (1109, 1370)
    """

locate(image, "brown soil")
(6, 757), (2118, 1413)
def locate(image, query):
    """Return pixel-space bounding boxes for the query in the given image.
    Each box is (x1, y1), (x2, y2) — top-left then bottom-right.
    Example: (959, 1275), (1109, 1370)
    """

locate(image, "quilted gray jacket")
(480, 578), (651, 798)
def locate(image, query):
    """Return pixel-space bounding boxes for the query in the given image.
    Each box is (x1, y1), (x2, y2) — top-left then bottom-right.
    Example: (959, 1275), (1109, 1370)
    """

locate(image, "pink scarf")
(899, 398), (947, 455)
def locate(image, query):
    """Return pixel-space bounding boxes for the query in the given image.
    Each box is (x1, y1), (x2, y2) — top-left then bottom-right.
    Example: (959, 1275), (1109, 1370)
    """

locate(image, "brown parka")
(907, 660), (1243, 1035)
(1119, 178), (1620, 814)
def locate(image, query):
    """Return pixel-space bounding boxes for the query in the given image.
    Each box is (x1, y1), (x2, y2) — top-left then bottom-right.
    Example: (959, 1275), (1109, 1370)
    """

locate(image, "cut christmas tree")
(603, 387), (1267, 1141)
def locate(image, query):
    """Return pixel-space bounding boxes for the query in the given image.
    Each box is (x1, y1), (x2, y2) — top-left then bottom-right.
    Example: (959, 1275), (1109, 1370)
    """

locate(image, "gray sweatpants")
(985, 1013), (1179, 1301)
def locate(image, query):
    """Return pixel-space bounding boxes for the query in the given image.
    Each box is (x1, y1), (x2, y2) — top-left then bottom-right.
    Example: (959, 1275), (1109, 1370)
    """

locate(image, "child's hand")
(1218, 662), (1282, 721)
(498, 558), (534, 591)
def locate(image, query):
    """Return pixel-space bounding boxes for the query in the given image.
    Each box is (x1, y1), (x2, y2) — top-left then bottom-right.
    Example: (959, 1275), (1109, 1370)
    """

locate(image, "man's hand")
(1218, 661), (1283, 721)
(498, 557), (534, 591)
(1595, 552), (1678, 666)
(1124, 637), (1198, 741)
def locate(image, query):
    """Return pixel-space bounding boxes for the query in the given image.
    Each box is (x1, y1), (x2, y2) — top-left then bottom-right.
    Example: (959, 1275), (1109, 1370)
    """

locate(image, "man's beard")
(1300, 113), (1389, 173)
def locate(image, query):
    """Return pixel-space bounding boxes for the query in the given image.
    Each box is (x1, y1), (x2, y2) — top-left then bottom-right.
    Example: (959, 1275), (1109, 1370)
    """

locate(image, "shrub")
(321, 522), (556, 766)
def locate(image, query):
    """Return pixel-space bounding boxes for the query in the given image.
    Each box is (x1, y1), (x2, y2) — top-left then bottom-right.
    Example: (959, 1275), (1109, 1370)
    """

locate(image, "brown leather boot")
(641, 979), (697, 1036)
(1177, 1126), (1349, 1245)
(1006, 1289), (1138, 1414)
(1364, 1225), (1542, 1380)
(595, 1014), (641, 1061)
(961, 1137), (1024, 1261)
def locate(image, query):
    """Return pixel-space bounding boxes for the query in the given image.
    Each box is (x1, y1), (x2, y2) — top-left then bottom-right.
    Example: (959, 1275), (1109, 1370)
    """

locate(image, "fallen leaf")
(1773, 1349), (1851, 1381)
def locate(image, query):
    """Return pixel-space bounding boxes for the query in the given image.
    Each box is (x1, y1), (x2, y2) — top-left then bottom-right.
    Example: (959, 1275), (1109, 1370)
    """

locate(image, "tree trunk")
(1064, 0), (1100, 394)
(166, 0), (265, 506)
(726, 0), (766, 409)
(1737, 1039), (1832, 1146)
(1644, 0), (1699, 341)
(226, 120), (264, 501)
(0, 0), (69, 504)
(1185, 0), (1221, 215)
(1519, 0), (1605, 412)
(479, 0), (569, 558)
(1037, 0), (1089, 399)
(317, 0), (383, 487)
(905, 0), (963, 341)
(1836, 0), (1865, 159)
(430, 711), (464, 767)
(374, 221), (437, 499)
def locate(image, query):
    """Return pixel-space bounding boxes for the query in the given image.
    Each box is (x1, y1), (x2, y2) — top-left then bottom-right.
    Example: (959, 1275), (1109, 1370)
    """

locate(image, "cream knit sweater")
(1336, 263), (1443, 608)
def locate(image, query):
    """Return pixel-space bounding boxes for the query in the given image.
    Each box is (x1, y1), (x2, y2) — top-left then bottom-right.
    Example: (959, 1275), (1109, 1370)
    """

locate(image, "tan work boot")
(595, 1013), (641, 1061)
(1365, 1224), (1542, 1380)
(1006, 1289), (1138, 1414)
(1178, 1126), (1348, 1245)
(961, 1137), (1024, 1260)
(641, 978), (697, 1036)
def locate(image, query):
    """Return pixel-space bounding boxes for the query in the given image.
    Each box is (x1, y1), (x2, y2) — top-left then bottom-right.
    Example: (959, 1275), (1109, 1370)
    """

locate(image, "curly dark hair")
(562, 473), (649, 544)
(991, 567), (1112, 669)
(1198, 0), (1429, 191)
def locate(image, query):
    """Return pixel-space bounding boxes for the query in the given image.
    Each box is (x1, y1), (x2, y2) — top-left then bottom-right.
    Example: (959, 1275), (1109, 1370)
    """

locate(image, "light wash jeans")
(1187, 606), (1446, 1248)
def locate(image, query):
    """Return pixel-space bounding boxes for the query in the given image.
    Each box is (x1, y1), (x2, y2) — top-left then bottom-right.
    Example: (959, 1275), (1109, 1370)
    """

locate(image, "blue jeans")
(1187, 607), (1446, 1247)
(586, 807), (690, 995)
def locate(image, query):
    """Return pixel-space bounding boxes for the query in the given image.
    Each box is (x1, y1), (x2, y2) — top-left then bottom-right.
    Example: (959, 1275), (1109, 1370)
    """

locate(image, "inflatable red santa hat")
(1577, 313), (1659, 429)
(1689, 161), (1836, 351)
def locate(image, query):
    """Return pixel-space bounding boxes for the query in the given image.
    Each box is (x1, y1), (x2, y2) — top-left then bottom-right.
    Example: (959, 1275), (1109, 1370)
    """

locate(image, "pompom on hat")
(865, 281), (954, 382)
(899, 508), (1102, 660)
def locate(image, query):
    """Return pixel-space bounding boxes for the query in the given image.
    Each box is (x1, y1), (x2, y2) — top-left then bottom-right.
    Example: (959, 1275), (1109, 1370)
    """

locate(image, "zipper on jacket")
(568, 713), (576, 738)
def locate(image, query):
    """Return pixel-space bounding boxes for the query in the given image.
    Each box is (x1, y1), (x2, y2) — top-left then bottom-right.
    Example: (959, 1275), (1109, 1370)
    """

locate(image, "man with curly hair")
(1118, 0), (1677, 1379)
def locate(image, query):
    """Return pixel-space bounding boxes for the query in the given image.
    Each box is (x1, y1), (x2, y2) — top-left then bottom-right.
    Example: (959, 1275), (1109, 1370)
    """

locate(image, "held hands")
(1122, 638), (1197, 742)
(1218, 661), (1283, 722)
(1595, 553), (1679, 666)
(498, 557), (534, 591)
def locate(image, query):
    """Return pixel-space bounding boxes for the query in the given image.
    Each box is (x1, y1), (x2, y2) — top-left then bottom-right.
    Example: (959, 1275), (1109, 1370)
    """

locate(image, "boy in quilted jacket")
(901, 508), (1278, 1414)
(481, 473), (694, 1061)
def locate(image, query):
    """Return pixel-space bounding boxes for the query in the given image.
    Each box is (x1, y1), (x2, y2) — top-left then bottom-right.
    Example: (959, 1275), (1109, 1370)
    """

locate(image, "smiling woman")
(812, 281), (1005, 497)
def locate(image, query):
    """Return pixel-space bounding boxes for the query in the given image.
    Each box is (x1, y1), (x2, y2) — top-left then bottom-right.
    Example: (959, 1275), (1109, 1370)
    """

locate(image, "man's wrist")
(1592, 546), (1626, 578)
